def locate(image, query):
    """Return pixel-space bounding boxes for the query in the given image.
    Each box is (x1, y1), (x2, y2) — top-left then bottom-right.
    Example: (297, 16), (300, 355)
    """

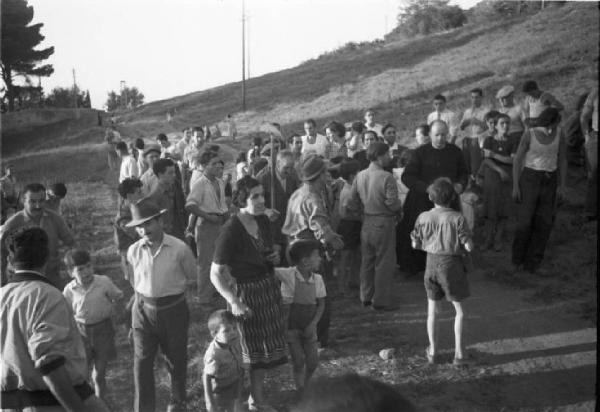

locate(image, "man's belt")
(136, 292), (186, 310)
(0, 382), (94, 408)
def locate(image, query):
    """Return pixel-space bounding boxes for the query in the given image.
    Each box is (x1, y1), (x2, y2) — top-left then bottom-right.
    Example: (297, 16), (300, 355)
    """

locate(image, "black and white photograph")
(0, 0), (597, 411)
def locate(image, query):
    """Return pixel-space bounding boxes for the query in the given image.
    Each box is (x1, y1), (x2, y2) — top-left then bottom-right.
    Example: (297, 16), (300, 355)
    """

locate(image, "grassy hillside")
(117, 1), (597, 143)
(2, 2), (597, 155)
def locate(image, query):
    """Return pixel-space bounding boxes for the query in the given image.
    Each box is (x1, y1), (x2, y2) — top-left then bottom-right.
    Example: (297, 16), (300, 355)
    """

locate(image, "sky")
(28, 0), (482, 109)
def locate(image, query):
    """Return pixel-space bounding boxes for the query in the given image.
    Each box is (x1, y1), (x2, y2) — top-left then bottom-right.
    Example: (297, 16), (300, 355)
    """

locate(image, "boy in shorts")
(276, 240), (326, 394)
(411, 178), (474, 366)
(63, 249), (124, 399)
(336, 159), (362, 295)
(203, 309), (245, 412)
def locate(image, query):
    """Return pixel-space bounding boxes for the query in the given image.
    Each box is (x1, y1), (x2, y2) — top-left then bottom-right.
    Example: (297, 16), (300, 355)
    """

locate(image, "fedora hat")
(126, 199), (166, 227)
(300, 154), (327, 181)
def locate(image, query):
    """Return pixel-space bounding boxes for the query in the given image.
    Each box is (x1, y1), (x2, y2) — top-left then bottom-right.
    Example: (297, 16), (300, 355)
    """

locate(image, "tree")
(83, 90), (91, 108)
(45, 86), (86, 108)
(394, 0), (467, 37)
(105, 90), (120, 112)
(105, 86), (144, 111)
(1, 0), (54, 111)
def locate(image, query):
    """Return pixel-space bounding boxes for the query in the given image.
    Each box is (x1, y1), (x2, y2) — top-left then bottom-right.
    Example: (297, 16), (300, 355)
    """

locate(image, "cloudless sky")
(28, 0), (481, 109)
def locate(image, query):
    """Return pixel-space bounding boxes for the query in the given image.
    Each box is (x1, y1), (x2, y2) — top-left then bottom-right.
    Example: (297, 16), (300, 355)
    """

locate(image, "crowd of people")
(0, 79), (597, 412)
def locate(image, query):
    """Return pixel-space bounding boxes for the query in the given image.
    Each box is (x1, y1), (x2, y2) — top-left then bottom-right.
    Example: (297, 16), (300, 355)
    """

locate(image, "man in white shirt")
(427, 94), (458, 144)
(459, 88), (491, 176)
(116, 141), (139, 183)
(364, 109), (383, 137)
(301, 119), (329, 158)
(139, 144), (162, 196)
(157, 133), (182, 162)
(185, 151), (228, 304)
(127, 199), (195, 412)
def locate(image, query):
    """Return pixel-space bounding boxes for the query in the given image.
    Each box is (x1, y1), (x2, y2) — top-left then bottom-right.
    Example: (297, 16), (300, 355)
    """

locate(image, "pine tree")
(1, 0), (54, 111)
(84, 90), (91, 108)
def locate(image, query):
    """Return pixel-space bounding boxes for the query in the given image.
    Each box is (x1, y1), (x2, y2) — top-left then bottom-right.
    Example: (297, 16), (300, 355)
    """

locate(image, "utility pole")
(246, 14), (251, 79)
(241, 0), (246, 111)
(72, 68), (78, 109)
(120, 80), (127, 109)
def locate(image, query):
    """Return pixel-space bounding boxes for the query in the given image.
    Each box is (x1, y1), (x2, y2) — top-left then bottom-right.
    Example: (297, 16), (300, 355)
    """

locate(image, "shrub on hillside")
(391, 0), (467, 38)
(468, 0), (565, 24)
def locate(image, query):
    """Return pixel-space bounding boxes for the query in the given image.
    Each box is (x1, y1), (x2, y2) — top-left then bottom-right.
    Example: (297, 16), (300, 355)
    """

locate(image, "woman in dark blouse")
(398, 120), (469, 275)
(211, 176), (287, 411)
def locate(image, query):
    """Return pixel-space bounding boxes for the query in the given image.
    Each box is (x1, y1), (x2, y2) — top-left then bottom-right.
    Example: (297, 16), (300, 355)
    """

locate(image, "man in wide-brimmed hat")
(282, 154), (343, 349)
(126, 198), (195, 412)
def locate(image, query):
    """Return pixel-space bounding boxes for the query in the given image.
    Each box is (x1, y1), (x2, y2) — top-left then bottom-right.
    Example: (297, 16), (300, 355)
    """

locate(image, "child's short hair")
(118, 178), (143, 199)
(288, 239), (321, 266)
(340, 159), (360, 181)
(252, 137), (263, 147)
(207, 309), (236, 335)
(49, 183), (67, 199)
(64, 249), (91, 269)
(427, 178), (456, 207)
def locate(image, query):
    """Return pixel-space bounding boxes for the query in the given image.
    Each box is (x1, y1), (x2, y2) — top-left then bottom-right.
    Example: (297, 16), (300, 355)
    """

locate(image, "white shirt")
(274, 267), (326, 305)
(301, 134), (329, 157)
(427, 109), (459, 138)
(460, 106), (491, 139)
(119, 154), (139, 182)
(365, 123), (383, 137)
(127, 234), (196, 297)
(63, 275), (123, 324)
(186, 174), (228, 217)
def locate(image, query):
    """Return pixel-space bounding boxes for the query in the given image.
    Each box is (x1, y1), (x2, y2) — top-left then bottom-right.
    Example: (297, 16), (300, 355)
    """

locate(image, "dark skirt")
(396, 190), (432, 273)
(236, 275), (288, 370)
(483, 165), (512, 220)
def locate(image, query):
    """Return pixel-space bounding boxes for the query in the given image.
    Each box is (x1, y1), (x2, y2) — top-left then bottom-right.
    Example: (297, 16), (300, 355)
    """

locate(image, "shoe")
(362, 301), (372, 307)
(425, 346), (437, 364)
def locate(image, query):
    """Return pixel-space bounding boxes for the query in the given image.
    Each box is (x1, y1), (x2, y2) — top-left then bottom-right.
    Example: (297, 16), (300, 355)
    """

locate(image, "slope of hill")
(115, 1), (597, 143)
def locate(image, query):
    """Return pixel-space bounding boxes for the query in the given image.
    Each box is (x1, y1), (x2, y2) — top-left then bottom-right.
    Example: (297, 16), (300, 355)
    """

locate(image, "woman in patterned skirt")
(211, 175), (287, 412)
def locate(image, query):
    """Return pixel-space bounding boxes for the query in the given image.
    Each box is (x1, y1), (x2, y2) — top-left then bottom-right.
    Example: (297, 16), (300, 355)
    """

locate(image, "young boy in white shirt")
(63, 249), (123, 400)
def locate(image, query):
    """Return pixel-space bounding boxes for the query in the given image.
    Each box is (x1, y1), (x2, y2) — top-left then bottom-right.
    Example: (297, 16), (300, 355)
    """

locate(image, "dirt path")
(12, 142), (593, 412)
